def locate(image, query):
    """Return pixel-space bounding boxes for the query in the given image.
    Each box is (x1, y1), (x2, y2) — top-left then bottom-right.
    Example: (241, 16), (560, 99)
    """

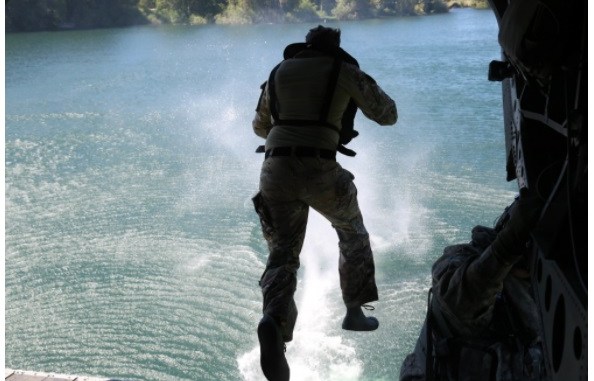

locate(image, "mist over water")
(6, 10), (516, 381)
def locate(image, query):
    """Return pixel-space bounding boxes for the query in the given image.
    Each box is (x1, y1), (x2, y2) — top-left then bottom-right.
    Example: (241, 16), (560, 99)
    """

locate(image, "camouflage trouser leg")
(252, 191), (308, 342)
(307, 167), (379, 308)
(336, 225), (378, 308)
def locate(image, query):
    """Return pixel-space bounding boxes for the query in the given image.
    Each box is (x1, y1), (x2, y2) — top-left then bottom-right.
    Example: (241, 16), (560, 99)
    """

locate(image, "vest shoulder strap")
(318, 58), (342, 125)
(267, 63), (282, 122)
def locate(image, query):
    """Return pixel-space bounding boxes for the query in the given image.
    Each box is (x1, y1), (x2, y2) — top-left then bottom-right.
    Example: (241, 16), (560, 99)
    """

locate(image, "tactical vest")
(256, 43), (360, 157)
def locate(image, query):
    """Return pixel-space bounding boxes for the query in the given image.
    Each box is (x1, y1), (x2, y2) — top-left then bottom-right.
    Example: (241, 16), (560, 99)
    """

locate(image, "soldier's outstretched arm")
(432, 197), (542, 335)
(341, 63), (397, 126)
(466, 196), (542, 287)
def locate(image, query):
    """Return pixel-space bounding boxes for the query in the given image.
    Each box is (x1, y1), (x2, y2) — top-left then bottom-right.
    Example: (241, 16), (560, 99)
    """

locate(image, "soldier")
(400, 196), (545, 381)
(252, 25), (397, 381)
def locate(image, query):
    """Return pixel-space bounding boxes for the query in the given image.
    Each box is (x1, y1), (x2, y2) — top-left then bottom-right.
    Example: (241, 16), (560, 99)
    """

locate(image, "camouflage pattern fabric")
(400, 202), (545, 381)
(253, 156), (378, 342)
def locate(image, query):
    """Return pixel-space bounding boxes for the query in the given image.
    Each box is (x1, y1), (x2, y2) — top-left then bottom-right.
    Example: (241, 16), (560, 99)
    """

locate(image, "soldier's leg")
(331, 191), (379, 331)
(253, 191), (309, 342)
(308, 166), (379, 330)
(253, 191), (308, 381)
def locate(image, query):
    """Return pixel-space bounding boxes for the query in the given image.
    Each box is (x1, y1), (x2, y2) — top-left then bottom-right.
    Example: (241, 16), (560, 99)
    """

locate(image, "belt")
(265, 146), (336, 160)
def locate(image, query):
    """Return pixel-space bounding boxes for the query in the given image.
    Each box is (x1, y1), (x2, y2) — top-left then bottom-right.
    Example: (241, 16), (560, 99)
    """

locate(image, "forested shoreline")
(5, 0), (489, 33)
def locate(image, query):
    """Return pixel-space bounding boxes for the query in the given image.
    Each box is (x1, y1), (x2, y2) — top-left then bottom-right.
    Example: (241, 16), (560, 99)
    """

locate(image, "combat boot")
(342, 305), (379, 331)
(258, 314), (290, 381)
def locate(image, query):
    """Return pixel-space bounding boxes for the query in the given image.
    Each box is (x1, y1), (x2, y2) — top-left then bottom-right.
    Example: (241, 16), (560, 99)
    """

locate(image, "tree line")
(5, 0), (488, 32)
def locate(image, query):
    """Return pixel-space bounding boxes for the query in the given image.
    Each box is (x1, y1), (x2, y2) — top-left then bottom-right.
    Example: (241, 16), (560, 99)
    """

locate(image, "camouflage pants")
(253, 156), (378, 342)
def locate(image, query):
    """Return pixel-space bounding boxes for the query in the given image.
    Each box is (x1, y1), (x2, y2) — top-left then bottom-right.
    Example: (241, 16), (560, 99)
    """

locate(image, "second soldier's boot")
(342, 305), (379, 331)
(258, 314), (290, 381)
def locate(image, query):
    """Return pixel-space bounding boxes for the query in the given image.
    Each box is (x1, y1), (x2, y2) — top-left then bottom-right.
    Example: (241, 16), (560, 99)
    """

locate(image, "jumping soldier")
(252, 25), (397, 381)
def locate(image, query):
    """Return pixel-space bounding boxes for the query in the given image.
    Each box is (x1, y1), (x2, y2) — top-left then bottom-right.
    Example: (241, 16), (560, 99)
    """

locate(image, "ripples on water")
(6, 9), (516, 380)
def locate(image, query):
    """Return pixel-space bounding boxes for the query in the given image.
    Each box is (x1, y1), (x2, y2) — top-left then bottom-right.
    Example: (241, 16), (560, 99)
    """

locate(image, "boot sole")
(258, 315), (290, 381)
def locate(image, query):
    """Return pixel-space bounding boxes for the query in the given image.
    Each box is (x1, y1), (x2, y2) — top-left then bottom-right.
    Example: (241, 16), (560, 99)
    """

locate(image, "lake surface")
(5, 9), (517, 381)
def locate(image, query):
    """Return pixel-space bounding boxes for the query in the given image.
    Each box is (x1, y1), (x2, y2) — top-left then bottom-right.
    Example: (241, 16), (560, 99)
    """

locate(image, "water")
(5, 9), (517, 381)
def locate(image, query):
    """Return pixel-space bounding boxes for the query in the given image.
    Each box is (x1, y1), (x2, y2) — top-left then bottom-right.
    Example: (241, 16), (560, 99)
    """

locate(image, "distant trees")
(5, 0), (147, 32)
(138, 0), (224, 24)
(5, 0), (468, 32)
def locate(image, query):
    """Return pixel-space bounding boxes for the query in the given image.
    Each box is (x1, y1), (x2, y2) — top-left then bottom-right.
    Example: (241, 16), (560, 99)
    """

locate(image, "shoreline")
(5, 2), (490, 34)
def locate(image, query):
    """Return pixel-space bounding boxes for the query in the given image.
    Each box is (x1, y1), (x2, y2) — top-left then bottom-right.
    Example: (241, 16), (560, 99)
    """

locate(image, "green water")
(5, 9), (517, 381)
